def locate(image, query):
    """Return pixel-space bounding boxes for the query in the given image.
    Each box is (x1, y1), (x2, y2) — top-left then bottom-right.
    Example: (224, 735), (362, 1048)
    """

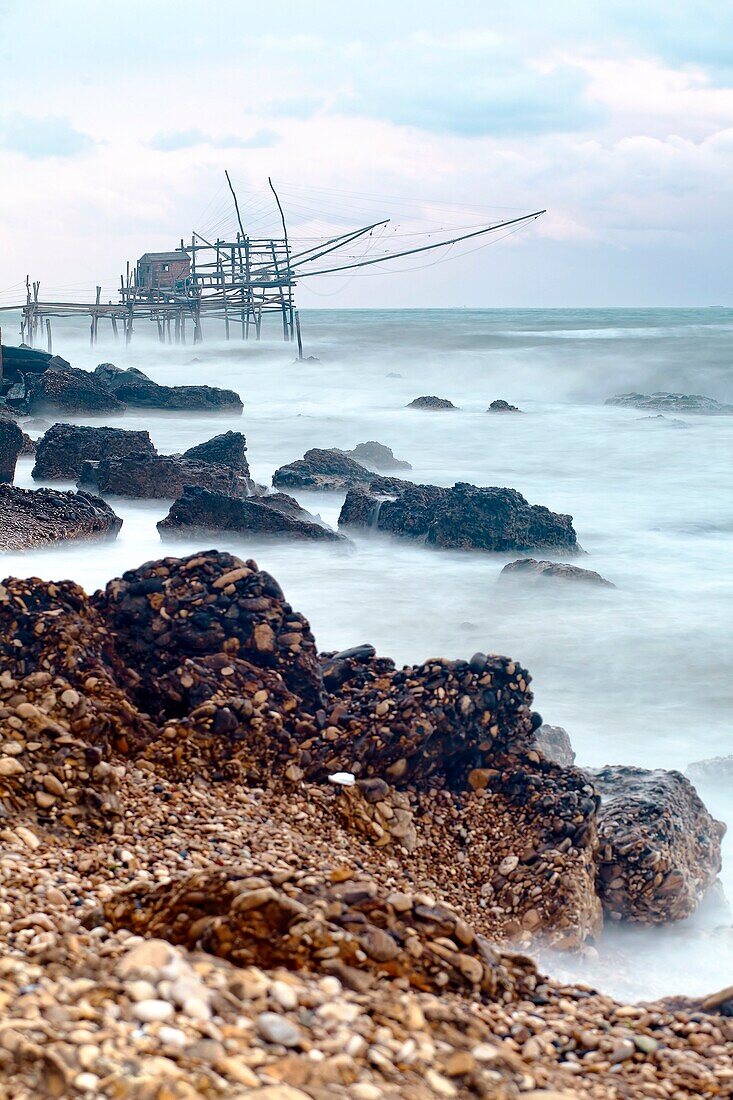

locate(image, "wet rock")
(0, 419), (23, 482)
(340, 482), (579, 554)
(32, 423), (156, 481)
(79, 454), (250, 500)
(592, 765), (726, 923)
(407, 396), (457, 410)
(332, 779), (418, 852)
(182, 431), (250, 475)
(535, 724), (576, 767)
(686, 754), (733, 787)
(93, 363), (243, 412)
(27, 367), (125, 415)
(501, 559), (614, 587)
(0, 485), (122, 551)
(606, 392), (733, 414)
(338, 442), (412, 471)
(273, 448), (373, 492)
(0, 344), (70, 382)
(157, 486), (344, 540)
(488, 399), (521, 413)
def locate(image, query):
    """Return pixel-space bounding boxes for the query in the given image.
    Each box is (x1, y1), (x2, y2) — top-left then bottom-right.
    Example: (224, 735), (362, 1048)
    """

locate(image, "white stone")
(270, 979), (298, 1010)
(158, 1026), (187, 1049)
(328, 772), (355, 786)
(131, 999), (175, 1024)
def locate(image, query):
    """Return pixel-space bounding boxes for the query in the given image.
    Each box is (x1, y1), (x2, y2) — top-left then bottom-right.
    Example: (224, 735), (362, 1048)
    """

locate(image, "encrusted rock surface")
(407, 395), (457, 410)
(592, 765), (726, 923)
(79, 453), (250, 499)
(340, 481), (580, 554)
(501, 559), (614, 587)
(606, 391), (733, 414)
(0, 417), (23, 482)
(182, 429), (250, 474)
(158, 486), (344, 541)
(0, 484), (122, 551)
(27, 366), (126, 415)
(94, 362), (243, 412)
(32, 422), (156, 480)
(273, 447), (374, 492)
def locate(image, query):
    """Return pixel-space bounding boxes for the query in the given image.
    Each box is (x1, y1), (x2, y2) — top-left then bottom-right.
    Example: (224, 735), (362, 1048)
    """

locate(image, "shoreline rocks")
(0, 484), (122, 551)
(273, 447), (374, 492)
(338, 441), (412, 471)
(606, 391), (733, 414)
(79, 453), (250, 499)
(32, 423), (156, 480)
(94, 363), (243, 412)
(157, 486), (345, 542)
(488, 399), (521, 412)
(407, 395), (457, 410)
(28, 366), (125, 415)
(0, 418), (23, 482)
(501, 558), (614, 586)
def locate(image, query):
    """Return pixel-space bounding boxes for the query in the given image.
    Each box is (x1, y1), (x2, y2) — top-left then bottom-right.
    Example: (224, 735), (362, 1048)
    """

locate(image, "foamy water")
(4, 307), (733, 1001)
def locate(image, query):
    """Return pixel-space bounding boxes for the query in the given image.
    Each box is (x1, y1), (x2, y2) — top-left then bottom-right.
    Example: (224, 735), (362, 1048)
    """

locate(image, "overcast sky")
(1, 0), (732, 308)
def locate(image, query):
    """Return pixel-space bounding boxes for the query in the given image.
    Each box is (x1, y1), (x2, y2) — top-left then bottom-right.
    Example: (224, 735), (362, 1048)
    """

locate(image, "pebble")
(256, 1011), (302, 1047)
(131, 999), (175, 1023)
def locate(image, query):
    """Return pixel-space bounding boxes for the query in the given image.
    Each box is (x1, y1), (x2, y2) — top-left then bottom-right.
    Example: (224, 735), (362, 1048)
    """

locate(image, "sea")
(3, 306), (733, 1003)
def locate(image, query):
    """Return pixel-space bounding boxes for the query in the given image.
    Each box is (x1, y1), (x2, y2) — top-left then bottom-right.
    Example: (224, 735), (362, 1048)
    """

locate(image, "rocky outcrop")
(0, 344), (70, 381)
(27, 367), (126, 415)
(273, 448), (373, 492)
(158, 486), (344, 542)
(488, 399), (521, 412)
(0, 419), (23, 482)
(501, 558), (614, 586)
(686, 754), (733, 787)
(606, 392), (733, 414)
(592, 766), (726, 923)
(0, 485), (122, 551)
(94, 363), (243, 412)
(339, 441), (412, 471)
(535, 723), (576, 766)
(79, 453), (249, 499)
(340, 481), (580, 554)
(407, 395), (457, 410)
(182, 430), (250, 475)
(32, 423), (156, 480)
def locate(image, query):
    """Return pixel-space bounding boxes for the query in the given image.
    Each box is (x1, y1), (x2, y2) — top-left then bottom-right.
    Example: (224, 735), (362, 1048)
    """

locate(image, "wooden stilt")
(46, 318), (53, 354)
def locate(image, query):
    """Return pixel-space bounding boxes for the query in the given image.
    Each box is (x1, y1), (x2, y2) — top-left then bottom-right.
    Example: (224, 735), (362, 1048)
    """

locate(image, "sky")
(1, 0), (732, 308)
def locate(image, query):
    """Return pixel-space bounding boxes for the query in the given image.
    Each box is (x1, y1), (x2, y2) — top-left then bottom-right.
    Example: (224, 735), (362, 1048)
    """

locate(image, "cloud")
(0, 114), (95, 158)
(149, 128), (280, 152)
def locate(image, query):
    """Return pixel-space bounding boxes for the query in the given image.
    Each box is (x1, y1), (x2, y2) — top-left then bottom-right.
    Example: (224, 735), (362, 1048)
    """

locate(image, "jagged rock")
(182, 431), (250, 475)
(406, 396), (457, 410)
(103, 865), (540, 1002)
(501, 559), (614, 587)
(92, 550), (323, 716)
(0, 485), (122, 551)
(488, 399), (521, 413)
(340, 482), (579, 554)
(0, 344), (70, 379)
(0, 419), (23, 482)
(27, 367), (125, 415)
(686, 755), (733, 787)
(79, 454), (249, 500)
(339, 442), (412, 471)
(94, 363), (243, 412)
(592, 766), (726, 923)
(273, 448), (373, 492)
(535, 724), (576, 767)
(606, 392), (733, 414)
(32, 423), (156, 481)
(157, 486), (344, 540)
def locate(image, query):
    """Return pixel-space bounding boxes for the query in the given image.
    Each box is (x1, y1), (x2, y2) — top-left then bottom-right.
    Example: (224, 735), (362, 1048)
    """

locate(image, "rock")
(488, 399), (521, 413)
(131, 999), (175, 1023)
(93, 363), (243, 412)
(256, 1012), (302, 1047)
(592, 766), (726, 923)
(79, 454), (250, 500)
(501, 559), (614, 587)
(182, 431), (250, 475)
(338, 442), (412, 471)
(0, 485), (122, 551)
(686, 755), (733, 787)
(605, 392), (733, 414)
(0, 344), (70, 381)
(637, 414), (689, 428)
(340, 482), (580, 554)
(157, 486), (344, 540)
(273, 448), (374, 492)
(535, 725), (576, 767)
(27, 367), (125, 415)
(32, 423), (156, 481)
(0, 419), (23, 482)
(406, 395), (457, 410)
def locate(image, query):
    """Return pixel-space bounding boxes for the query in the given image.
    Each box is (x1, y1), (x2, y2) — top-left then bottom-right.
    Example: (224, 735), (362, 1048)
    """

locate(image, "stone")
(79, 454), (251, 500)
(535, 725), (576, 767)
(338, 441), (412, 471)
(605, 391), (733, 414)
(32, 423), (156, 481)
(0, 484), (122, 551)
(0, 419), (24, 483)
(27, 367), (125, 415)
(406, 396), (457, 410)
(256, 1011), (302, 1047)
(93, 363), (243, 412)
(273, 447), (375, 492)
(182, 431), (250, 475)
(131, 999), (175, 1023)
(488, 399), (521, 412)
(501, 559), (614, 587)
(158, 486), (344, 541)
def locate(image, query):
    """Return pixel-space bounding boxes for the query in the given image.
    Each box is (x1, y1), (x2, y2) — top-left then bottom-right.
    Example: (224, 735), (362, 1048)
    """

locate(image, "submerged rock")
(94, 363), (243, 412)
(27, 367), (125, 415)
(339, 441), (412, 471)
(606, 392), (733, 414)
(406, 395), (457, 410)
(0, 484), (122, 551)
(157, 485), (344, 541)
(0, 419), (23, 482)
(686, 754), (733, 787)
(273, 447), (374, 492)
(501, 559), (614, 586)
(488, 399), (521, 413)
(535, 724), (576, 767)
(32, 423), (156, 481)
(340, 481), (580, 554)
(592, 765), (725, 923)
(79, 453), (249, 500)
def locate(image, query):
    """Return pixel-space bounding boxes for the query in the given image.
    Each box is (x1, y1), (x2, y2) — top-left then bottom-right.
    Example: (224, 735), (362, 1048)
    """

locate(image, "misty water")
(4, 307), (733, 1003)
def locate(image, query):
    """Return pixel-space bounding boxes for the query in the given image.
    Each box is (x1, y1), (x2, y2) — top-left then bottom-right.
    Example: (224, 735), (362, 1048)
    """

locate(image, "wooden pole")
(294, 309), (303, 361)
(111, 315), (119, 341)
(46, 318), (52, 354)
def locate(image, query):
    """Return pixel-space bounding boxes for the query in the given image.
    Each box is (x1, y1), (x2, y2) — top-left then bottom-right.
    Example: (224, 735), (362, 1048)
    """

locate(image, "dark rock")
(488, 399), (521, 413)
(535, 724), (576, 767)
(591, 765), (726, 923)
(157, 486), (344, 541)
(78, 453), (249, 500)
(26, 367), (125, 415)
(0, 419), (23, 482)
(606, 392), (733, 414)
(406, 395), (457, 410)
(501, 559), (614, 587)
(182, 431), (250, 475)
(0, 484), (121, 551)
(339, 441), (412, 471)
(93, 363), (243, 412)
(340, 482), (580, 554)
(273, 448), (374, 492)
(32, 423), (156, 481)
(20, 432), (36, 456)
(0, 344), (70, 385)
